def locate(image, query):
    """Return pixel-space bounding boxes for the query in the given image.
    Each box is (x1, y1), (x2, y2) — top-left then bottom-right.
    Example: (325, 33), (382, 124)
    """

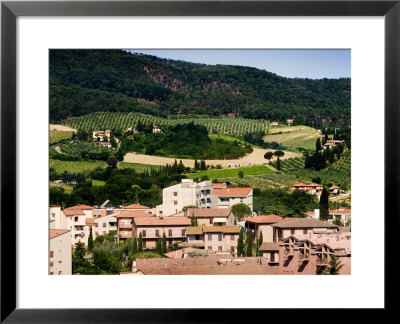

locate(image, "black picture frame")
(1, 0), (397, 322)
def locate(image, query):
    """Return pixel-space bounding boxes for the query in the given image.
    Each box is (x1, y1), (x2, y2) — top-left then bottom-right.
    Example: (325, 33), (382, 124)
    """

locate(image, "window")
(231, 234), (235, 241)
(168, 229), (172, 237)
(240, 198), (244, 202)
(230, 246), (235, 253)
(58, 261), (62, 264)
(208, 246), (212, 251)
(51, 213), (55, 218)
(291, 229), (295, 235)
(50, 272), (54, 275)
(143, 241), (146, 248)
(155, 230), (159, 237)
(209, 219), (212, 224)
(218, 246), (222, 251)
(103, 223), (106, 227)
(208, 234), (212, 241)
(218, 233), (222, 241)
(49, 262), (54, 266)
(173, 192), (178, 196)
(182, 229), (185, 237)
(142, 230), (146, 237)
(58, 271), (62, 275)
(303, 229), (308, 234)
(174, 201), (178, 205)
(50, 251), (54, 258)
(74, 216), (78, 222)
(159, 211), (163, 215)
(270, 253), (275, 262)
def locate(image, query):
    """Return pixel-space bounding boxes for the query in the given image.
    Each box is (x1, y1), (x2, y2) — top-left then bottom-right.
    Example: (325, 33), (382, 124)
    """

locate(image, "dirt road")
(123, 148), (300, 168)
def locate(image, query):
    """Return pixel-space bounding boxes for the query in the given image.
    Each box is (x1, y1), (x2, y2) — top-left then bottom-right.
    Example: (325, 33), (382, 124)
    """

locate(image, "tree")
(138, 232), (143, 252)
(237, 228), (244, 256)
(257, 231), (263, 256)
(72, 242), (87, 273)
(132, 237), (138, 255)
(333, 218), (344, 227)
(76, 129), (88, 141)
(320, 254), (344, 275)
(161, 232), (167, 254)
(274, 150), (285, 158)
(231, 203), (251, 221)
(238, 171), (244, 178)
(88, 226), (94, 252)
(156, 237), (162, 255)
(191, 213), (198, 226)
(246, 229), (253, 257)
(106, 155), (118, 169)
(276, 156), (281, 171)
(316, 138), (322, 152)
(264, 151), (273, 163)
(319, 187), (329, 220)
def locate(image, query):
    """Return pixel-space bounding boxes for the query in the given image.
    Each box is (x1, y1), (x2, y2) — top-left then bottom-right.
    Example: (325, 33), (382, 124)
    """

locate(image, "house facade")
(211, 187), (253, 211)
(328, 209), (351, 225)
(63, 204), (96, 246)
(117, 210), (154, 242)
(49, 229), (72, 275)
(244, 214), (284, 243)
(292, 183), (323, 195)
(184, 208), (235, 226)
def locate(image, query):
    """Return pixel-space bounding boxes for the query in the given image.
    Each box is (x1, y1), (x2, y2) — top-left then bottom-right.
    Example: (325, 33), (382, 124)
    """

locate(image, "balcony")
(316, 257), (328, 266)
(298, 254), (309, 262)
(119, 233), (133, 239)
(119, 223), (132, 229)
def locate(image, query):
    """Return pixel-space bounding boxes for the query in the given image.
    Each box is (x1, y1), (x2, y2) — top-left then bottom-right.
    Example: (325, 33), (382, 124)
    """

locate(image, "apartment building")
(117, 210), (154, 242)
(63, 204), (95, 246)
(155, 179), (213, 217)
(133, 217), (191, 249)
(49, 229), (72, 275)
(272, 218), (339, 242)
(94, 213), (118, 238)
(184, 208), (235, 226)
(49, 205), (65, 229)
(278, 232), (351, 275)
(211, 187), (253, 211)
(244, 214), (284, 243)
(185, 225), (240, 253)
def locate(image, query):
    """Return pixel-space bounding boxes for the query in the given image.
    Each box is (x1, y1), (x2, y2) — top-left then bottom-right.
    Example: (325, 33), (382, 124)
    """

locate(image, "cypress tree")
(161, 232), (167, 254)
(276, 156), (281, 171)
(156, 237), (162, 255)
(258, 231), (263, 256)
(132, 237), (138, 255)
(88, 226), (94, 252)
(191, 213), (198, 226)
(138, 232), (143, 253)
(319, 187), (329, 220)
(246, 230), (253, 257)
(316, 138), (322, 152)
(237, 228), (244, 257)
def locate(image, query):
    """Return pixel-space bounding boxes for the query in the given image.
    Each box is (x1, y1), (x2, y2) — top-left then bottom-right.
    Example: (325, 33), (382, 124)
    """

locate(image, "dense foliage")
(50, 50), (350, 126)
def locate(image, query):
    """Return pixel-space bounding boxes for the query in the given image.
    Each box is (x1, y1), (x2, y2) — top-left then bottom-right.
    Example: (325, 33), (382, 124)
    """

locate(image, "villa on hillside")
(292, 183), (323, 195)
(92, 130), (111, 142)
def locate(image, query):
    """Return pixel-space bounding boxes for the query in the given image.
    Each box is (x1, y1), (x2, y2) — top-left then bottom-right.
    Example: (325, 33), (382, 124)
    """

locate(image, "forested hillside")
(50, 50), (350, 126)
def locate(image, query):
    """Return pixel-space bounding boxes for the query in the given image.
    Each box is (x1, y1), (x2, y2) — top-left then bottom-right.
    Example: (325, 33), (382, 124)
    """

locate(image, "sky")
(127, 49), (350, 79)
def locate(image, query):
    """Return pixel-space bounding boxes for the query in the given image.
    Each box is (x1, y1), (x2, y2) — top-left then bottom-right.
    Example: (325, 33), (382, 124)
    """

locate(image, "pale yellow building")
(49, 229), (72, 275)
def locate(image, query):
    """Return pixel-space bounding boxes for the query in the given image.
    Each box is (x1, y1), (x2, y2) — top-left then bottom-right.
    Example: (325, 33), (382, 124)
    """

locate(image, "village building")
(292, 183), (323, 195)
(133, 217), (191, 249)
(244, 214), (284, 243)
(94, 212), (118, 238)
(211, 187), (253, 211)
(212, 183), (227, 189)
(62, 204), (96, 247)
(92, 130), (111, 142)
(329, 185), (341, 194)
(49, 205), (65, 229)
(184, 208), (235, 226)
(117, 210), (155, 242)
(152, 125), (162, 133)
(278, 232), (351, 275)
(259, 242), (280, 265)
(98, 141), (112, 148)
(270, 121), (279, 126)
(329, 209), (351, 225)
(49, 229), (72, 275)
(184, 225), (240, 253)
(287, 119), (294, 125)
(323, 139), (345, 149)
(304, 209), (320, 219)
(272, 218), (339, 242)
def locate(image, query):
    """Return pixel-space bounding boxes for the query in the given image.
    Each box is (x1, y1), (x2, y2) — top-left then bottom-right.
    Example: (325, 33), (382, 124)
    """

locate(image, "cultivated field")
(264, 125), (322, 151)
(50, 124), (77, 132)
(49, 130), (73, 144)
(186, 165), (275, 179)
(228, 173), (305, 190)
(61, 112), (269, 136)
(123, 148), (300, 168)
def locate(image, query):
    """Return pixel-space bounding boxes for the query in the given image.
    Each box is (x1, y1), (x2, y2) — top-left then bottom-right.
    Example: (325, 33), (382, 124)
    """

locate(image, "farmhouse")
(270, 121), (279, 126)
(92, 130), (111, 142)
(152, 125), (162, 133)
(292, 183), (323, 195)
(323, 139), (345, 149)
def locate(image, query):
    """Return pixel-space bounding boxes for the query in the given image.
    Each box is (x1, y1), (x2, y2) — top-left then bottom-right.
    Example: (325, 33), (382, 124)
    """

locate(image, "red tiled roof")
(49, 229), (70, 239)
(330, 185), (340, 189)
(134, 217), (191, 226)
(244, 215), (283, 224)
(116, 210), (154, 218)
(85, 218), (96, 225)
(273, 218), (339, 229)
(212, 183), (226, 188)
(212, 187), (252, 196)
(66, 204), (95, 210)
(330, 209), (351, 214)
(293, 183), (307, 187)
(64, 209), (84, 216)
(186, 208), (231, 217)
(123, 204), (150, 209)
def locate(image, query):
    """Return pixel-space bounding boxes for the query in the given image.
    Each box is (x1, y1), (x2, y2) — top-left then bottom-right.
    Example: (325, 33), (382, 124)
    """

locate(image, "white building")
(62, 204), (96, 247)
(94, 213), (118, 238)
(49, 229), (72, 275)
(211, 187), (253, 212)
(156, 179), (213, 217)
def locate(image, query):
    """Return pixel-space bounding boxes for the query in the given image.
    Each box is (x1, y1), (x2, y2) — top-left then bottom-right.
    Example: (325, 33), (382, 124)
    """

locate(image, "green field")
(49, 182), (73, 193)
(50, 159), (160, 175)
(277, 150), (351, 188)
(228, 173), (306, 190)
(92, 179), (106, 187)
(186, 164), (274, 180)
(264, 125), (322, 151)
(61, 112), (269, 136)
(50, 129), (73, 144)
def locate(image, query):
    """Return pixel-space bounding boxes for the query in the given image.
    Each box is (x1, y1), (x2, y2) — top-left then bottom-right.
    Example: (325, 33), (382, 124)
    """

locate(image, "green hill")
(50, 50), (350, 127)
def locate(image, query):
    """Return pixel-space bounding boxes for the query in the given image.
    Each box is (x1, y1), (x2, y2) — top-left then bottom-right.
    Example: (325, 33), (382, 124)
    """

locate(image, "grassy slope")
(49, 129), (73, 144)
(186, 164), (274, 179)
(264, 125), (322, 151)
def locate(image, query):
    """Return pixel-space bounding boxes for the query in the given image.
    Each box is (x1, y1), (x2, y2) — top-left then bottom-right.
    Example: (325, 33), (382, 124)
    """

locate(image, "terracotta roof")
(293, 183), (308, 187)
(244, 214), (283, 224)
(134, 217), (191, 226)
(116, 210), (154, 218)
(222, 226), (241, 234)
(201, 226), (241, 234)
(49, 229), (70, 239)
(308, 183), (323, 187)
(291, 233), (351, 254)
(65, 204), (95, 210)
(212, 183), (226, 188)
(123, 204), (150, 209)
(212, 187), (252, 196)
(186, 208), (231, 217)
(85, 218), (96, 225)
(330, 209), (351, 214)
(64, 209), (84, 216)
(330, 185), (340, 189)
(273, 218), (339, 229)
(186, 227), (203, 235)
(259, 242), (279, 251)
